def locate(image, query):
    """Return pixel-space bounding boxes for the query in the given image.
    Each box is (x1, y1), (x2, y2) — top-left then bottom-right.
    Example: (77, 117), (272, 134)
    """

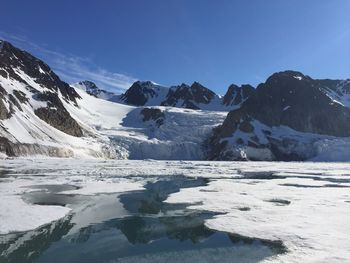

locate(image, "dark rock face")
(222, 84), (255, 106)
(140, 108), (165, 127)
(242, 71), (350, 137)
(161, 82), (215, 109)
(34, 92), (83, 137)
(120, 81), (158, 106)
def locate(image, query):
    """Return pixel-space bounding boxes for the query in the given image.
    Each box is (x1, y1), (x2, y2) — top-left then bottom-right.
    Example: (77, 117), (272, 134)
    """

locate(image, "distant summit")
(73, 80), (120, 102)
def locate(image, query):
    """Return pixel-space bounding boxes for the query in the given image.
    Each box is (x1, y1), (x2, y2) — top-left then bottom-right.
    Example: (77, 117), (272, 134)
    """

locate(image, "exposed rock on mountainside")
(34, 92), (83, 137)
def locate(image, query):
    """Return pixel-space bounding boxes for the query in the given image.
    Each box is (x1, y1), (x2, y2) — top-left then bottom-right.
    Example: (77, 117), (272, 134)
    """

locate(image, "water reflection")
(0, 176), (285, 263)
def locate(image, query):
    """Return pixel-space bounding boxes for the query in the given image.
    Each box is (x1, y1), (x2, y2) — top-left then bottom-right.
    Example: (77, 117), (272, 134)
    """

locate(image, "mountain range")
(1, 39), (350, 161)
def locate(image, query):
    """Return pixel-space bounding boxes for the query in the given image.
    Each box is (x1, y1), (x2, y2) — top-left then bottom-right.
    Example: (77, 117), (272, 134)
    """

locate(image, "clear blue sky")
(1, 0), (350, 94)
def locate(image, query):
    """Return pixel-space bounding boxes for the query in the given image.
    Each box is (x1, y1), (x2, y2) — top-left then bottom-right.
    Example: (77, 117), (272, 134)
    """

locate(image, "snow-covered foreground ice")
(0, 159), (350, 262)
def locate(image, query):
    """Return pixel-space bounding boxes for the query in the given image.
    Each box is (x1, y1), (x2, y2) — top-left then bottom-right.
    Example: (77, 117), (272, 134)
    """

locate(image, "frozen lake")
(0, 160), (350, 262)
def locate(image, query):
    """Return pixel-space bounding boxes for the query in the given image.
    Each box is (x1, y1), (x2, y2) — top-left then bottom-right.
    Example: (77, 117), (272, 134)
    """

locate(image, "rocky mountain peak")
(222, 84), (255, 106)
(265, 70), (311, 84)
(78, 80), (98, 90)
(135, 80), (157, 87)
(119, 80), (161, 106)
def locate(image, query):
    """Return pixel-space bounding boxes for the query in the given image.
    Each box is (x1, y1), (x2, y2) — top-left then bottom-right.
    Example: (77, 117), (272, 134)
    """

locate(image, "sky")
(1, 0), (350, 94)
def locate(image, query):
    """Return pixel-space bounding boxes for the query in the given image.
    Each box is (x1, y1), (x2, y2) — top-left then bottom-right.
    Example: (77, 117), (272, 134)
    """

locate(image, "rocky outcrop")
(140, 108), (164, 127)
(34, 92), (83, 137)
(161, 82), (216, 109)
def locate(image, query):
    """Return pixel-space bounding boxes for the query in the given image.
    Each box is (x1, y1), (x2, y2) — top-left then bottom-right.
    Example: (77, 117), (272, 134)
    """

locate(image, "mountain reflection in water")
(0, 176), (285, 263)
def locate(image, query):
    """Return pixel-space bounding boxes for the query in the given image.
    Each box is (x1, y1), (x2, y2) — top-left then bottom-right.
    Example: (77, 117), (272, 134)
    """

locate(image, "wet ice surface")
(0, 160), (350, 262)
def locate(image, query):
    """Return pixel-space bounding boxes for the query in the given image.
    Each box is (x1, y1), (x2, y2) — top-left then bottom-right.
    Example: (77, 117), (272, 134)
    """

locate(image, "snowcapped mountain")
(207, 71), (350, 161)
